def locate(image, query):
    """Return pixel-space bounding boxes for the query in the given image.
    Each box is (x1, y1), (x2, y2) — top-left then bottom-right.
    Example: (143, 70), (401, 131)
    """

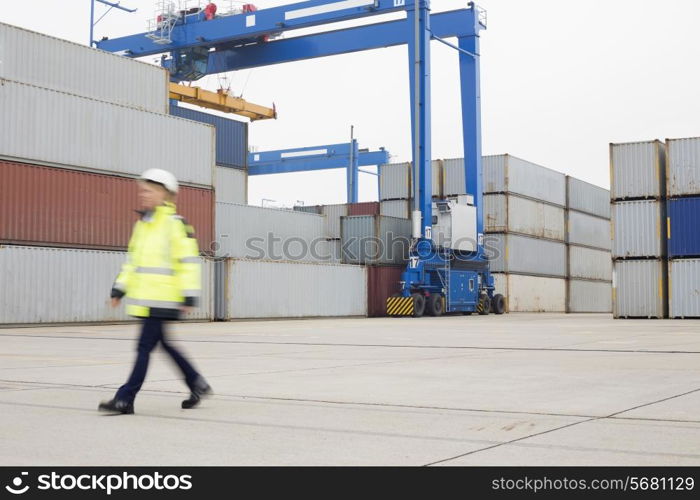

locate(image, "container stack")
(665, 138), (700, 318)
(610, 141), (668, 318)
(565, 177), (612, 313)
(0, 22), (216, 324)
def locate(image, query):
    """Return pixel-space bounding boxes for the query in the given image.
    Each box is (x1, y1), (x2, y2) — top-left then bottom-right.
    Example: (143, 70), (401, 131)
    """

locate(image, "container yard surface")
(1, 314), (699, 466)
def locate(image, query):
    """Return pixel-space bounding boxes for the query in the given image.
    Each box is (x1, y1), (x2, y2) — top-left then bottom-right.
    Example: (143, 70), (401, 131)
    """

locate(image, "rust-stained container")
(0, 160), (214, 253)
(348, 201), (380, 216)
(367, 265), (404, 317)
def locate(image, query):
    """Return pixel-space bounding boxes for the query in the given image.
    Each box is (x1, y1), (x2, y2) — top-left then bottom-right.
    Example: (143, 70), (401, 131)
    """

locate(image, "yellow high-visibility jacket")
(111, 202), (201, 319)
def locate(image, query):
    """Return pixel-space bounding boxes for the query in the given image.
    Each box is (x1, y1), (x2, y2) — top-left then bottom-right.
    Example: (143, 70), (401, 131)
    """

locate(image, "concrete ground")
(0, 313), (699, 466)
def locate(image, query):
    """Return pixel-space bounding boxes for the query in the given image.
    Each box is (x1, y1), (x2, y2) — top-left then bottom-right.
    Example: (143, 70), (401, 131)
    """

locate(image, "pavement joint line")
(422, 386), (700, 466)
(2, 333), (700, 355)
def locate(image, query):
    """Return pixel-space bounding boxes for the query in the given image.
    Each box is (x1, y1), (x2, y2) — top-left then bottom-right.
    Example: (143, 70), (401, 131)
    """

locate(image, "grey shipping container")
(610, 140), (666, 200)
(0, 80), (215, 187)
(0, 22), (168, 113)
(568, 245), (612, 281)
(613, 259), (667, 319)
(566, 176), (611, 219)
(666, 137), (700, 198)
(340, 215), (412, 265)
(482, 154), (566, 207)
(485, 233), (567, 278)
(567, 280), (612, 313)
(0, 245), (213, 324)
(567, 211), (612, 251)
(380, 199), (410, 219)
(484, 194), (566, 241)
(222, 259), (367, 319)
(668, 259), (700, 318)
(215, 202), (332, 262)
(322, 204), (348, 239)
(611, 200), (665, 258)
(294, 205), (322, 214)
(215, 166), (247, 204)
(492, 273), (566, 312)
(170, 105), (248, 169)
(379, 161), (442, 200)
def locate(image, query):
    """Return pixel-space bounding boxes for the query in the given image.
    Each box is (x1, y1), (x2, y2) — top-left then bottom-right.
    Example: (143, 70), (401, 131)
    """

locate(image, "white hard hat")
(139, 169), (179, 194)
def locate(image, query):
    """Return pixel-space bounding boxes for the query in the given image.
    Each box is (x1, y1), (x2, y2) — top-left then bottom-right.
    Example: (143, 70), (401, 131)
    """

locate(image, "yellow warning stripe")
(386, 297), (413, 316)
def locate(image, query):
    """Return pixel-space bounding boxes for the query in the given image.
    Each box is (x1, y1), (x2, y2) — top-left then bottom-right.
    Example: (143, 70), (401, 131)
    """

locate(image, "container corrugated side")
(0, 80), (214, 187)
(667, 197), (700, 257)
(367, 265), (405, 317)
(485, 234), (567, 277)
(492, 273), (566, 312)
(611, 200), (665, 258)
(442, 157), (466, 196)
(0, 160), (214, 253)
(566, 176), (611, 219)
(348, 202), (380, 216)
(666, 137), (700, 197)
(668, 259), (700, 318)
(380, 200), (409, 219)
(224, 259), (367, 319)
(613, 260), (667, 318)
(568, 211), (612, 250)
(294, 205), (322, 214)
(215, 202), (331, 262)
(215, 166), (247, 204)
(567, 280), (612, 313)
(484, 194), (565, 240)
(322, 203), (348, 239)
(0, 246), (214, 324)
(340, 215), (412, 265)
(0, 22), (168, 113)
(568, 245), (612, 281)
(379, 161), (442, 200)
(483, 154), (566, 207)
(610, 140), (665, 200)
(170, 105), (247, 169)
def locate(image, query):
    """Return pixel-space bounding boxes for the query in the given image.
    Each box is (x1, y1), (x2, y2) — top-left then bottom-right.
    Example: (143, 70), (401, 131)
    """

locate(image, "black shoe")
(182, 378), (212, 409)
(98, 398), (134, 415)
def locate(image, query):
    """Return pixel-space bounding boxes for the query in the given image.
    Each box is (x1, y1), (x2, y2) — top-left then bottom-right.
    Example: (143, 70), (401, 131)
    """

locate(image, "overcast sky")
(3, 1), (700, 206)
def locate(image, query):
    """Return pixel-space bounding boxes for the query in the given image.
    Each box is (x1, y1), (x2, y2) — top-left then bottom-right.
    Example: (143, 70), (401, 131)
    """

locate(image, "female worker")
(99, 169), (211, 415)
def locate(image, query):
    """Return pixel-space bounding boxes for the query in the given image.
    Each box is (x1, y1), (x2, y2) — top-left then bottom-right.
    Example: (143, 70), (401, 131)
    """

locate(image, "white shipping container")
(567, 280), (612, 313)
(0, 80), (215, 187)
(492, 273), (566, 312)
(215, 166), (247, 204)
(223, 259), (367, 319)
(666, 137), (700, 197)
(568, 245), (612, 281)
(0, 22), (168, 113)
(668, 259), (700, 318)
(613, 259), (667, 318)
(0, 245), (213, 324)
(484, 194), (566, 240)
(380, 199), (410, 219)
(379, 161), (442, 200)
(611, 200), (665, 258)
(322, 203), (348, 239)
(566, 176), (610, 219)
(610, 140), (665, 200)
(482, 155), (566, 207)
(486, 234), (567, 277)
(215, 202), (332, 262)
(568, 211), (612, 250)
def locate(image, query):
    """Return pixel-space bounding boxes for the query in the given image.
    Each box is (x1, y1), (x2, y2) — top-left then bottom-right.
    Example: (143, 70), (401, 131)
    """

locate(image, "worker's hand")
(110, 297), (121, 308)
(180, 306), (193, 315)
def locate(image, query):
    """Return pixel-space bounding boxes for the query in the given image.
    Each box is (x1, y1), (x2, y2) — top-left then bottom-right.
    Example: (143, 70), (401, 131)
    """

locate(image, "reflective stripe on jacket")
(112, 202), (201, 318)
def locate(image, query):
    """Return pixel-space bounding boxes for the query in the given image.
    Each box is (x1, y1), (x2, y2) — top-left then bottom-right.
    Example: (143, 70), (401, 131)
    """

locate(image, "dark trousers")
(116, 317), (199, 403)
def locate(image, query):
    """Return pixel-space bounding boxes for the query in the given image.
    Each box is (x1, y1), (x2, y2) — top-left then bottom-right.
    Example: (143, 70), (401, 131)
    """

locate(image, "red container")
(348, 201), (380, 216)
(0, 160), (214, 253)
(367, 265), (405, 317)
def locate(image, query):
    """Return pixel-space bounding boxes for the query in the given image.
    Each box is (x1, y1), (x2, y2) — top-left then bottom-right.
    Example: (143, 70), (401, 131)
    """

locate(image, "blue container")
(668, 197), (700, 258)
(169, 104), (247, 169)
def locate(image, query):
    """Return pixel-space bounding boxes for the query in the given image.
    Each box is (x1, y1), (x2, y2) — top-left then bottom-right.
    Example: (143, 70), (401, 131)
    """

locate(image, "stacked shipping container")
(610, 141), (668, 318)
(0, 22), (218, 324)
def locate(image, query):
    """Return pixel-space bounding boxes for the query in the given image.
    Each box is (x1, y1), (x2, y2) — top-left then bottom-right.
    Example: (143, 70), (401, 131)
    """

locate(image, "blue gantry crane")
(96, 0), (505, 317)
